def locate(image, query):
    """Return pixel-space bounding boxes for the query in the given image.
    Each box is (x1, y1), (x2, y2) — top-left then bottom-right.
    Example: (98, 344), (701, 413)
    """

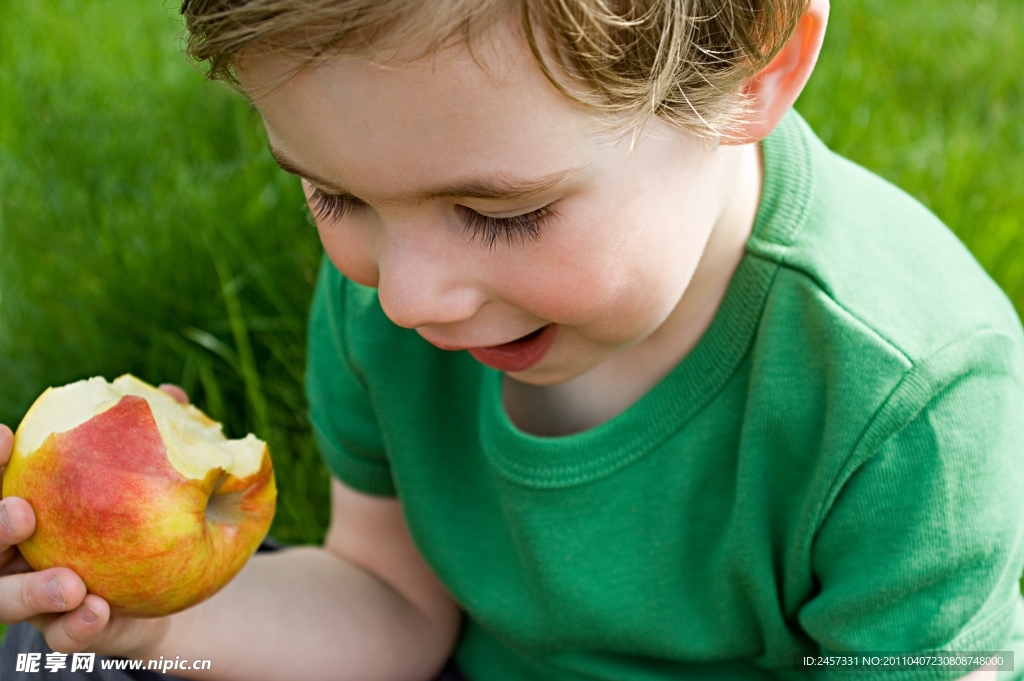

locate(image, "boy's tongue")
(467, 324), (556, 373)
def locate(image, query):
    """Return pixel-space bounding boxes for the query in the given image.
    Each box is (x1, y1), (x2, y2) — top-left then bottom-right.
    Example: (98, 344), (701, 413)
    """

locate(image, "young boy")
(1, 0), (1023, 679)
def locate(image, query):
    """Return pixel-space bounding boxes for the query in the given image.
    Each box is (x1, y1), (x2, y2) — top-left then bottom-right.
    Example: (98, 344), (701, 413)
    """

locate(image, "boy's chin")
(504, 366), (570, 386)
(504, 355), (601, 387)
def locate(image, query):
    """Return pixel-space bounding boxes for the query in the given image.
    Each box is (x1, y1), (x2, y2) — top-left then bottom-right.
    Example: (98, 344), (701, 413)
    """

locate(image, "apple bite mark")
(13, 374), (267, 481)
(206, 472), (242, 525)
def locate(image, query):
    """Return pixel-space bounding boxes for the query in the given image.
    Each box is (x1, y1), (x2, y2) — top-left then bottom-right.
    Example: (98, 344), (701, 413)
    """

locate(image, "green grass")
(797, 0), (1024, 303)
(0, 0), (1021, 646)
(0, 2), (329, 548)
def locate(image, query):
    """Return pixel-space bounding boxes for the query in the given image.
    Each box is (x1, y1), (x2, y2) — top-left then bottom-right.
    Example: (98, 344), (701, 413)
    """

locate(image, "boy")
(1, 0), (1023, 680)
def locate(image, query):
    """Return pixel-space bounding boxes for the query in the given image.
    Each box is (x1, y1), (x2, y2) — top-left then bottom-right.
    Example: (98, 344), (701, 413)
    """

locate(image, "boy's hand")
(0, 384), (188, 656)
(0, 422), (108, 652)
(157, 383), (189, 406)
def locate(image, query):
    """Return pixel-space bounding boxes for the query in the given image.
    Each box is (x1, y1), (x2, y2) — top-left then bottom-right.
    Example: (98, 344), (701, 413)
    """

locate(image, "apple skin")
(3, 395), (276, 618)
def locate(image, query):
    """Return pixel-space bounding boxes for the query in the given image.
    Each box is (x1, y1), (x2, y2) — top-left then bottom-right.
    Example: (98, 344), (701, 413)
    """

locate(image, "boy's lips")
(424, 325), (557, 372)
(466, 324), (556, 372)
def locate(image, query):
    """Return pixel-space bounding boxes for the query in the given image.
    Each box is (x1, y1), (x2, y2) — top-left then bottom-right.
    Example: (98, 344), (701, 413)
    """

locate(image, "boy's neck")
(503, 141), (764, 437)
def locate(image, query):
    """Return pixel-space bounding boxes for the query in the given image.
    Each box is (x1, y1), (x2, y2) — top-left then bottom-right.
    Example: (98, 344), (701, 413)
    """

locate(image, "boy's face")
(239, 19), (745, 386)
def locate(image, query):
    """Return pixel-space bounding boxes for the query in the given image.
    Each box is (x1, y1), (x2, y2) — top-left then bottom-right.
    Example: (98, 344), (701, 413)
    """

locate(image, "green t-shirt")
(305, 110), (1024, 680)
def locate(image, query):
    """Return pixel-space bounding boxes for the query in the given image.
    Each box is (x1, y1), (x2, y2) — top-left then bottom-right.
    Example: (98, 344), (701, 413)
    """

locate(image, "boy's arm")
(797, 331), (1024, 681)
(135, 477), (463, 681)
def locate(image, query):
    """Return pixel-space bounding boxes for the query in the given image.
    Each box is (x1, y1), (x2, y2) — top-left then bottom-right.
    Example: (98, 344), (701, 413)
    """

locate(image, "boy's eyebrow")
(268, 144), (589, 203)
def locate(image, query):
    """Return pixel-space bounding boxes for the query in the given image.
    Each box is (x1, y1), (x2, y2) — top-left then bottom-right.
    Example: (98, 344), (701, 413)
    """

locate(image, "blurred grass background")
(0, 0), (1021, 645)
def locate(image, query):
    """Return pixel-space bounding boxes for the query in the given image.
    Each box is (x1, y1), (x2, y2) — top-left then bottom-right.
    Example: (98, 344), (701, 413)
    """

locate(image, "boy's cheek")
(542, 247), (697, 345)
(503, 227), (676, 329)
(503, 269), (660, 345)
(317, 222), (381, 288)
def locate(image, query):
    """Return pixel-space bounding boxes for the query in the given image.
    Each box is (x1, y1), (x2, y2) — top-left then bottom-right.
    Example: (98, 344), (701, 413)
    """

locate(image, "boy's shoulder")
(741, 111), (1024, 515)
(752, 110), (1024, 368)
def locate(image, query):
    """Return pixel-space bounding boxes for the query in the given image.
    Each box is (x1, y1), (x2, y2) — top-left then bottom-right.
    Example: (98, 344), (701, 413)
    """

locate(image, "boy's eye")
(308, 188), (354, 224)
(308, 187), (556, 250)
(455, 204), (556, 250)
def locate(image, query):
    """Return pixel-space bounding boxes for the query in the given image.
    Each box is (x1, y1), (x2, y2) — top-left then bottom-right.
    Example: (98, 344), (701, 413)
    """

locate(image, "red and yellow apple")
(2, 374), (276, 617)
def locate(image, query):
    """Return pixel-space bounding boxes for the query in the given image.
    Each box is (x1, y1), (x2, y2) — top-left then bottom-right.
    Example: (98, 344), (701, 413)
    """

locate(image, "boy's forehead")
(238, 25), (611, 202)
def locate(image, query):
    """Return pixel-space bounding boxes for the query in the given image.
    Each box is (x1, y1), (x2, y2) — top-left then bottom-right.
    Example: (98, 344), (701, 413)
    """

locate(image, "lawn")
(1, 0), (1021, 647)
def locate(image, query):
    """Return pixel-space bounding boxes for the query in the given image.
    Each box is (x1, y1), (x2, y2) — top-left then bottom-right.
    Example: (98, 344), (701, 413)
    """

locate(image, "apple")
(2, 374), (276, 617)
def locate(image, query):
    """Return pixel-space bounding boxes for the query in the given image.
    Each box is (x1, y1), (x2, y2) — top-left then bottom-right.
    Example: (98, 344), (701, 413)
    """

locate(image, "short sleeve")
(797, 331), (1024, 680)
(305, 256), (396, 496)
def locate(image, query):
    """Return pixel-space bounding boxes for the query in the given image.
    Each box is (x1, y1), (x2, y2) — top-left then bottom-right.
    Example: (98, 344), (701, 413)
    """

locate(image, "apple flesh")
(2, 375), (276, 617)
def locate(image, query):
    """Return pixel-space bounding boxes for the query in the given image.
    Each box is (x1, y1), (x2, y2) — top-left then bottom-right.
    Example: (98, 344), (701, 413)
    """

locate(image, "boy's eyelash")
(459, 205), (554, 250)
(308, 187), (556, 250)
(308, 189), (354, 223)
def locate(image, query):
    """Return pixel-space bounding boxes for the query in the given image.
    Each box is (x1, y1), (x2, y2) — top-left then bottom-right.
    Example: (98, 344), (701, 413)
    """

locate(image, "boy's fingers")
(0, 424), (13, 467)
(0, 497), (36, 550)
(88, 610), (170, 660)
(0, 568), (87, 625)
(158, 384), (189, 405)
(36, 593), (110, 654)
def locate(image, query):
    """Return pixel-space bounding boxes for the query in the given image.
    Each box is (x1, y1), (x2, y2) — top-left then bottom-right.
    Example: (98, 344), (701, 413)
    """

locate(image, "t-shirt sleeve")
(305, 256), (396, 497)
(797, 330), (1024, 680)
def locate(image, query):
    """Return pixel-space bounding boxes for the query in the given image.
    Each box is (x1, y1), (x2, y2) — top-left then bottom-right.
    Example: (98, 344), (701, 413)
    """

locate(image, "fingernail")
(0, 504), (12, 534)
(80, 606), (100, 624)
(46, 577), (66, 607)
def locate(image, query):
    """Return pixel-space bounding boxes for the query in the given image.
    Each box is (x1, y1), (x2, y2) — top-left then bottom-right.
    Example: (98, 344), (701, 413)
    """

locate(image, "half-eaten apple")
(2, 374), (276, 617)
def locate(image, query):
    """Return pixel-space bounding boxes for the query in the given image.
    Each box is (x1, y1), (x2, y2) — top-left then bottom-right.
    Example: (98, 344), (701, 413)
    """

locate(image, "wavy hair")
(180, 0), (810, 142)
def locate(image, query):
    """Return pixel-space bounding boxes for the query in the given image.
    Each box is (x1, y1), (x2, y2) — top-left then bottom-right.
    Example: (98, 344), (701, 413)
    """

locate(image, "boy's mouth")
(467, 324), (556, 373)
(507, 326), (546, 344)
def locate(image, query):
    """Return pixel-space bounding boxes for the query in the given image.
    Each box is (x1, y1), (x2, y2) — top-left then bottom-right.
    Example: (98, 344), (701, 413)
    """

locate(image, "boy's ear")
(724, 0), (830, 145)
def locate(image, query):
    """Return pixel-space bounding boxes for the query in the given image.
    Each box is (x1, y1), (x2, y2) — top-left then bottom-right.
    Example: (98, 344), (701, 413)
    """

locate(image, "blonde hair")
(180, 0), (809, 143)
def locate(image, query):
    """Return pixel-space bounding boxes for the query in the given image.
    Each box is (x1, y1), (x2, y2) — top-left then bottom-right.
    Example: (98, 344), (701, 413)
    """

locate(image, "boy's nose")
(375, 234), (484, 330)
